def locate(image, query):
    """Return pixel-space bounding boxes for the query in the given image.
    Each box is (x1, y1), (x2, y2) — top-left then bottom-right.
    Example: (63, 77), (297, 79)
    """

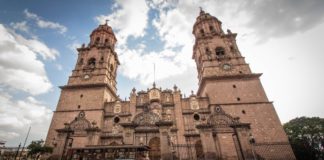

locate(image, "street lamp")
(249, 133), (256, 160)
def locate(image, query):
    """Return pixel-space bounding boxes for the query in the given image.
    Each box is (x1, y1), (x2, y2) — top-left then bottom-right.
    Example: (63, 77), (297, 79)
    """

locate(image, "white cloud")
(55, 64), (63, 71)
(10, 21), (29, 33)
(0, 93), (52, 145)
(67, 41), (81, 54)
(95, 0), (149, 45)
(118, 47), (190, 85)
(24, 9), (67, 34)
(0, 24), (56, 95)
(153, 8), (193, 48)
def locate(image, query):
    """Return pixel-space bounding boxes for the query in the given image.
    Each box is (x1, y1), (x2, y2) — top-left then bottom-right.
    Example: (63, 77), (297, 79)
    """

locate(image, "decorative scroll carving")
(149, 89), (160, 101)
(114, 101), (121, 113)
(149, 102), (162, 116)
(133, 112), (160, 126)
(112, 124), (121, 134)
(190, 97), (199, 110)
(207, 106), (235, 128)
(70, 111), (91, 136)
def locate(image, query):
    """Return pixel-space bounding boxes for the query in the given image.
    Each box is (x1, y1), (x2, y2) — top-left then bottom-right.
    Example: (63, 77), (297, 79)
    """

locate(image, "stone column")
(196, 124), (217, 159)
(156, 121), (173, 160)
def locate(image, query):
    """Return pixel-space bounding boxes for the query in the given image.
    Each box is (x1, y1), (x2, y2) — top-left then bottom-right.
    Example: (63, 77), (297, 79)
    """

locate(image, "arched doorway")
(149, 137), (161, 160)
(195, 140), (204, 160)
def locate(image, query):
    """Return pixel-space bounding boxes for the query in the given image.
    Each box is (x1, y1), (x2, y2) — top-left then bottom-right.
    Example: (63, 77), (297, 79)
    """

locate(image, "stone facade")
(45, 10), (295, 160)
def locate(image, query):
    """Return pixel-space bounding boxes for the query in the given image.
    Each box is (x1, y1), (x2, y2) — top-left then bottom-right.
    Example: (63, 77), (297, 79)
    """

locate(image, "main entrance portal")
(149, 137), (161, 160)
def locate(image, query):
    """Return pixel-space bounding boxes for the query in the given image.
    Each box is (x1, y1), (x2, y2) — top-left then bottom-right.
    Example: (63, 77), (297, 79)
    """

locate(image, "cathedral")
(45, 10), (296, 160)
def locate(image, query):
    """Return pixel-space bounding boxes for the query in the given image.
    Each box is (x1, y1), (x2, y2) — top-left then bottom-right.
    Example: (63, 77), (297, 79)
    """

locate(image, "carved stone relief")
(69, 111), (91, 136)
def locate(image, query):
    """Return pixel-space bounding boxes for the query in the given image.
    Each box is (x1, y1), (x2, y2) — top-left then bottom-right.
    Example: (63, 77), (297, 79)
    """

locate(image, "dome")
(89, 22), (117, 47)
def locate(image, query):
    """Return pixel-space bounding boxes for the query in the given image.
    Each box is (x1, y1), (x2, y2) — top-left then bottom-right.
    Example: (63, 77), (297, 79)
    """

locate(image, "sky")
(0, 0), (323, 147)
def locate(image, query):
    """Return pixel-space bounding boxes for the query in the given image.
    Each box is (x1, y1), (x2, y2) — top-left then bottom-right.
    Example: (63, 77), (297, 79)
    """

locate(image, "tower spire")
(199, 6), (205, 15)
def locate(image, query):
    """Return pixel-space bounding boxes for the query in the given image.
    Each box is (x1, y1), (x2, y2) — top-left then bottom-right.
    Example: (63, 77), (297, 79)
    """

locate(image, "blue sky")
(0, 0), (324, 147)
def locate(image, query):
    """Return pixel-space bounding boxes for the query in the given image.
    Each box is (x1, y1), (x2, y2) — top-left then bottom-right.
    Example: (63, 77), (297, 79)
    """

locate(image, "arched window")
(205, 47), (211, 60)
(215, 47), (225, 57)
(95, 37), (100, 44)
(200, 29), (205, 36)
(209, 25), (215, 32)
(88, 58), (96, 67)
(205, 47), (210, 53)
(78, 58), (83, 65)
(110, 64), (114, 72)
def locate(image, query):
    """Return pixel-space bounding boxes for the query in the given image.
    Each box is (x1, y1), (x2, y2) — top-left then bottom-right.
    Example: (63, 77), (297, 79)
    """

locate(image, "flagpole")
(19, 126), (31, 160)
(154, 63), (156, 84)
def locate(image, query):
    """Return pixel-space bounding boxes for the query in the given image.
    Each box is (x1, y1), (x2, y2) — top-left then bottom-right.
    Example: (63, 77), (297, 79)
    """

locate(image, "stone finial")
(227, 29), (232, 34)
(173, 84), (178, 91)
(191, 90), (194, 95)
(82, 43), (85, 48)
(199, 7), (205, 15)
(132, 87), (136, 93)
(153, 82), (156, 88)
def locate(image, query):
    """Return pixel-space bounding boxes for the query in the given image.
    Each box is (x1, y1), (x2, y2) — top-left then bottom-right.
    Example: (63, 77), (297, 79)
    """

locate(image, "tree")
(27, 140), (53, 159)
(283, 117), (324, 160)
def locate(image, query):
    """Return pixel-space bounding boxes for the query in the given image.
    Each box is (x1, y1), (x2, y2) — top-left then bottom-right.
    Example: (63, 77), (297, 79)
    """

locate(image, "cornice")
(59, 83), (118, 99)
(197, 73), (262, 95)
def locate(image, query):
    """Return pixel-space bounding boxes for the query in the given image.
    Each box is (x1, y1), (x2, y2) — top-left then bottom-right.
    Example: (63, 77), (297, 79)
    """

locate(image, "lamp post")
(249, 133), (256, 160)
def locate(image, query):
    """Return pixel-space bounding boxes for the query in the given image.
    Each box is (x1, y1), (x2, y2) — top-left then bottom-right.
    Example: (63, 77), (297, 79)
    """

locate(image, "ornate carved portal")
(149, 137), (161, 160)
(133, 111), (160, 131)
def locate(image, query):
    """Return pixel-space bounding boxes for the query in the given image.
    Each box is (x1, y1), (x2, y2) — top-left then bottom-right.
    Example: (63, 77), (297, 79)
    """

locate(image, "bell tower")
(45, 22), (120, 154)
(192, 10), (295, 159)
(193, 9), (267, 104)
(70, 22), (119, 95)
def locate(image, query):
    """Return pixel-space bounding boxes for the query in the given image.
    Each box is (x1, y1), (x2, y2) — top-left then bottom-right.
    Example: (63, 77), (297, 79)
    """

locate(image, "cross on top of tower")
(199, 7), (205, 14)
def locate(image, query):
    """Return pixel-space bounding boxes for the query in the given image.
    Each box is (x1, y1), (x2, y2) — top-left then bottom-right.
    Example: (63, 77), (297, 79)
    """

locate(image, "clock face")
(222, 64), (231, 70)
